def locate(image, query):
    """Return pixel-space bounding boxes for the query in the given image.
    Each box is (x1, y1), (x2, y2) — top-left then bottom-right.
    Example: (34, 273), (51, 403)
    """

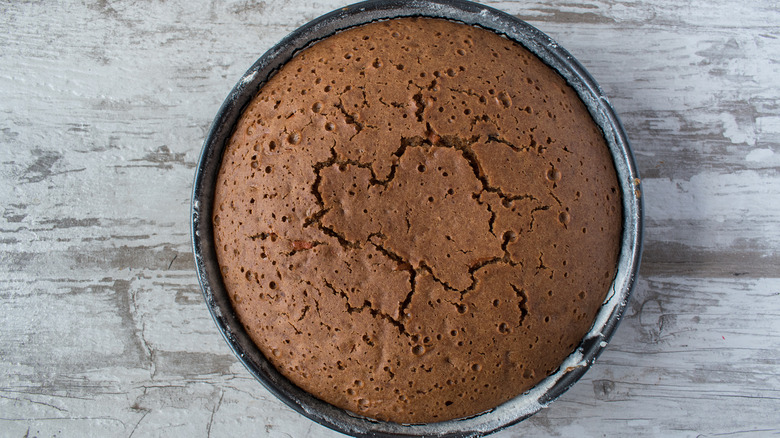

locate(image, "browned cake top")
(213, 17), (622, 423)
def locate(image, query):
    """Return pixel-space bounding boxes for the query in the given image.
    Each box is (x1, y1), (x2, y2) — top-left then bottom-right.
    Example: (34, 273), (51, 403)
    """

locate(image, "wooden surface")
(1, 0), (778, 436)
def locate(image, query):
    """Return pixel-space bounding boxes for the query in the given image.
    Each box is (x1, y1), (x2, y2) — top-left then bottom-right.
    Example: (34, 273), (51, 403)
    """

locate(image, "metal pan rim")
(191, 1), (643, 436)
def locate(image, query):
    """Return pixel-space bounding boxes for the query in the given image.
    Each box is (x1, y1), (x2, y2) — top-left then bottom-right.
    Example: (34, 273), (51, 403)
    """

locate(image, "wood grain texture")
(1, 0), (778, 436)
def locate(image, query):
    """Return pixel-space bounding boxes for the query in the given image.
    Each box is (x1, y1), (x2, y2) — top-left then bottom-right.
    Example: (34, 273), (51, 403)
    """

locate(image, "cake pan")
(191, 0), (643, 436)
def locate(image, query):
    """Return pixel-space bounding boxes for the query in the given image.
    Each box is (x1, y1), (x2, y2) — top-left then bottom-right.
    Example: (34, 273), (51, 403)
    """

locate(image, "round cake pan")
(191, 0), (643, 436)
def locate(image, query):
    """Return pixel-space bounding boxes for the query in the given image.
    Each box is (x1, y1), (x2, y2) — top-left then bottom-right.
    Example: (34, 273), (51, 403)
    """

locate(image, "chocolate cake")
(212, 17), (622, 423)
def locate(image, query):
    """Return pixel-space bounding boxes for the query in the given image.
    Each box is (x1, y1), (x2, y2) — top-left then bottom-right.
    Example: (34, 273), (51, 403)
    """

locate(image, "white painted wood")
(1, 0), (778, 436)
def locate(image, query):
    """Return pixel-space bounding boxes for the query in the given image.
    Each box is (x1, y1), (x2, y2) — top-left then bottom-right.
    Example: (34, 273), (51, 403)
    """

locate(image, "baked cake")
(213, 17), (622, 423)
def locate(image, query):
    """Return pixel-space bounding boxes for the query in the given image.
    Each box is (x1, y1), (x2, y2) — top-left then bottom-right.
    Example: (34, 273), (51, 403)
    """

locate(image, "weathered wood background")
(1, 0), (778, 436)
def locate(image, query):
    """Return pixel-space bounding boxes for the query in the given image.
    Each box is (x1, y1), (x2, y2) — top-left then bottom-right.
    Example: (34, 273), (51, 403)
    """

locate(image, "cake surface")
(213, 17), (622, 423)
